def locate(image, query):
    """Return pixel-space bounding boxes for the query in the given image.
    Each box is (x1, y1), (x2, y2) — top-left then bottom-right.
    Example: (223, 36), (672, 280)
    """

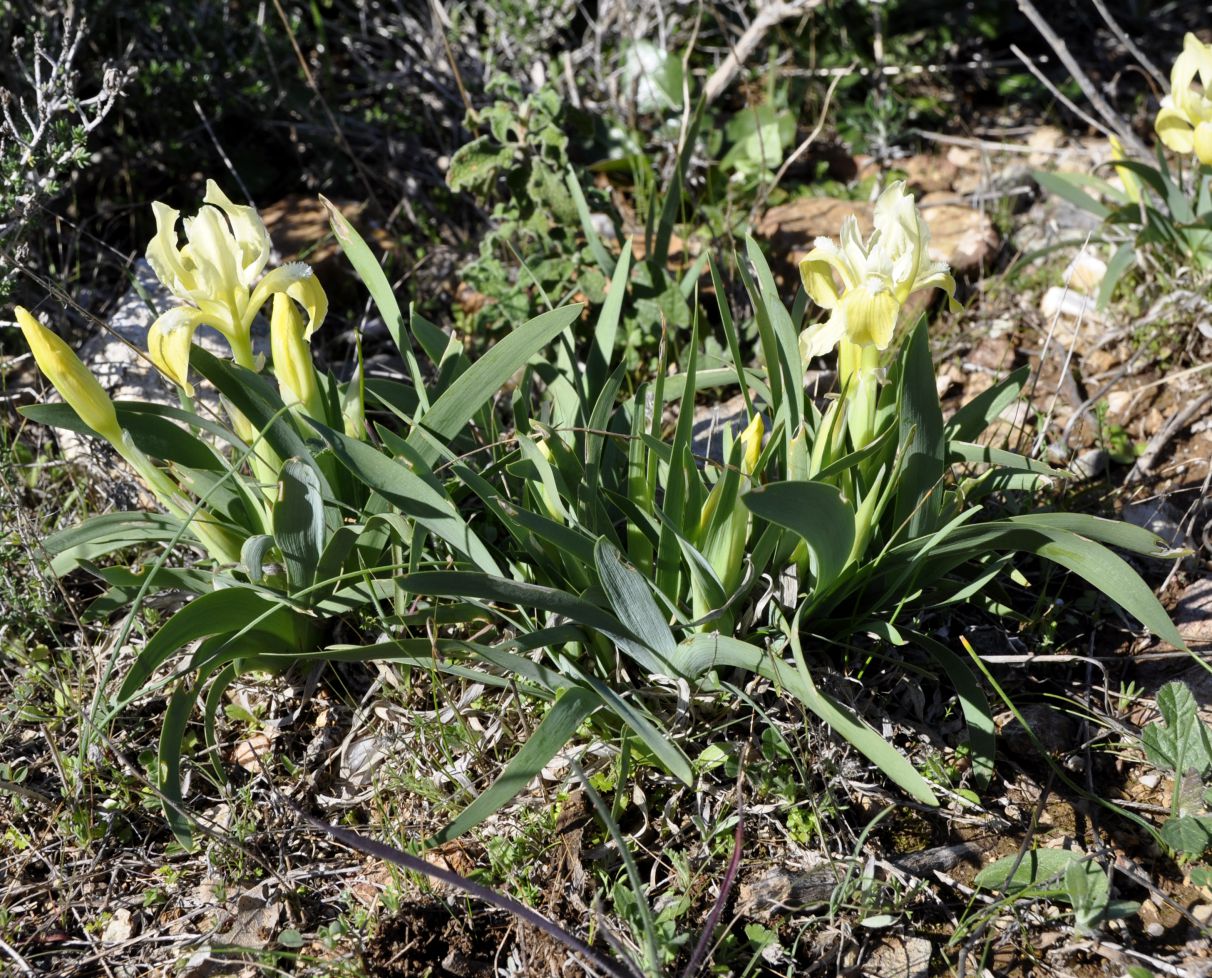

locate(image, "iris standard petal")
(1175, 34), (1212, 112)
(1171, 35), (1203, 110)
(146, 202), (197, 298)
(203, 181), (271, 287)
(147, 306), (210, 396)
(837, 217), (870, 286)
(183, 207), (242, 304)
(17, 306), (123, 444)
(872, 181), (919, 260)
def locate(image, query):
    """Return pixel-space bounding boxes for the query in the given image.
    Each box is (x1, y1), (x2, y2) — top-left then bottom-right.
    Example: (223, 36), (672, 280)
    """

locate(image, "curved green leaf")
(273, 458), (326, 588)
(679, 634), (939, 805)
(312, 423), (501, 576)
(117, 587), (302, 703)
(742, 481), (855, 591)
(429, 687), (599, 846)
(408, 304), (583, 463)
(594, 538), (677, 663)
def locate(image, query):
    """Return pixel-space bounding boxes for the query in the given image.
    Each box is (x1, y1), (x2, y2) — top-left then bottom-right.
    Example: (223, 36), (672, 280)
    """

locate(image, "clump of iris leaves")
(28, 195), (1185, 978)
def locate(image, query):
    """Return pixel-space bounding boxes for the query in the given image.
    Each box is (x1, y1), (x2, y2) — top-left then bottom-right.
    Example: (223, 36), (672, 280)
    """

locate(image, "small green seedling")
(1141, 680), (1212, 860)
(974, 849), (1138, 936)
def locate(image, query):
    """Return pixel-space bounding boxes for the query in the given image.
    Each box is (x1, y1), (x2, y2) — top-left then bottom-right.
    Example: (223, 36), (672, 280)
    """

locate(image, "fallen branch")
(1016, 0), (1151, 159)
(1127, 392), (1212, 484)
(704, 0), (824, 105)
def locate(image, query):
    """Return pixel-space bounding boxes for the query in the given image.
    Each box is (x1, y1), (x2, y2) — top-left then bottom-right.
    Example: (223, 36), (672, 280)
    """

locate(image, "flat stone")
(1065, 253), (1107, 295)
(1039, 285), (1106, 326)
(691, 393), (752, 466)
(917, 192), (1000, 275)
(756, 196), (874, 248)
(736, 860), (840, 919)
(217, 881), (281, 949)
(101, 908), (136, 944)
(1071, 447), (1110, 480)
(1173, 577), (1212, 647)
(1122, 499), (1189, 552)
(862, 936), (931, 978)
(896, 153), (959, 194)
(1026, 125), (1066, 166)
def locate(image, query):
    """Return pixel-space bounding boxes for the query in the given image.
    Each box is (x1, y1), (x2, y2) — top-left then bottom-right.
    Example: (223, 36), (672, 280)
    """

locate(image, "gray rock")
(1122, 499), (1189, 552)
(691, 394), (751, 466)
(1071, 447), (1110, 480)
(862, 936), (931, 978)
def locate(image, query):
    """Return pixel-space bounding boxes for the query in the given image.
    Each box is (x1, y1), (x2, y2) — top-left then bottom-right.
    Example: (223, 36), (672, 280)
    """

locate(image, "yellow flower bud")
(739, 412), (764, 475)
(270, 293), (322, 418)
(17, 306), (122, 445)
(1108, 136), (1141, 204)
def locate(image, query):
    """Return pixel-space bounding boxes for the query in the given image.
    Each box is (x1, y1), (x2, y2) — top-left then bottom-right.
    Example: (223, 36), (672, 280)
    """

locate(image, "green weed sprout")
(1141, 680), (1212, 861)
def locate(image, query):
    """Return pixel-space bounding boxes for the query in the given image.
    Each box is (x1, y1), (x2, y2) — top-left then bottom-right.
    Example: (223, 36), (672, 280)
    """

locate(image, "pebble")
(1071, 448), (1110, 479)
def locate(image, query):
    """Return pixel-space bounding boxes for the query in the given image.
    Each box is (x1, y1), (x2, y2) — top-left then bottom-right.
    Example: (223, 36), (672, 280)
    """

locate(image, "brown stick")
(1090, 0), (1168, 92)
(1127, 392), (1212, 484)
(1016, 0), (1151, 159)
(703, 0), (825, 105)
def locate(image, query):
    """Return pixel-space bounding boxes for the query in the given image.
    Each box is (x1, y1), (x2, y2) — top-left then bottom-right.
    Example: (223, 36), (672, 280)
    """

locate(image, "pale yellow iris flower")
(798, 181), (958, 361)
(145, 180), (328, 393)
(1155, 33), (1212, 165)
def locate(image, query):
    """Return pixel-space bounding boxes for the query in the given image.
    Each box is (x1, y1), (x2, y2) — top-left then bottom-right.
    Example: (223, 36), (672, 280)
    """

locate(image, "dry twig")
(703, 0), (824, 104)
(1016, 0), (1150, 158)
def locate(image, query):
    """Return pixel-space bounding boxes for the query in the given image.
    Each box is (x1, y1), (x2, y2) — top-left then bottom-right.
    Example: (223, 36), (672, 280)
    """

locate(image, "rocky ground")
(7, 122), (1212, 977)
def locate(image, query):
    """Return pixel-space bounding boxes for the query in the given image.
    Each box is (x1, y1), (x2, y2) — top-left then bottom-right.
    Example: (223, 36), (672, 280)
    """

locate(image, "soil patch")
(365, 903), (516, 977)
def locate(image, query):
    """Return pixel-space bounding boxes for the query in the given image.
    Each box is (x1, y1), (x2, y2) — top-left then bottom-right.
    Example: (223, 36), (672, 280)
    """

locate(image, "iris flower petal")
(203, 181), (271, 288)
(799, 314), (848, 360)
(838, 286), (901, 350)
(1156, 103), (1196, 154)
(247, 262), (328, 339)
(799, 246), (846, 309)
(147, 307), (211, 396)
